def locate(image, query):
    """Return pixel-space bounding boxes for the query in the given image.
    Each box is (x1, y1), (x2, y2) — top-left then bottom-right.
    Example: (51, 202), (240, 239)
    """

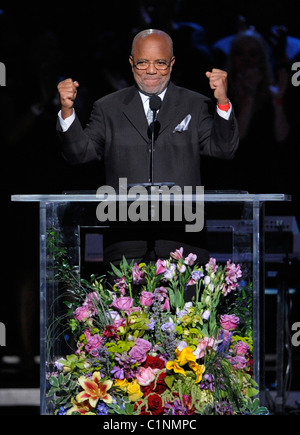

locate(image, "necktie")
(146, 105), (153, 125)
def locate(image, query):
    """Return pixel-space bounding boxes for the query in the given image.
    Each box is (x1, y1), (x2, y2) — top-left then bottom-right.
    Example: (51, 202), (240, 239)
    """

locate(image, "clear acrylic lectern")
(11, 192), (291, 415)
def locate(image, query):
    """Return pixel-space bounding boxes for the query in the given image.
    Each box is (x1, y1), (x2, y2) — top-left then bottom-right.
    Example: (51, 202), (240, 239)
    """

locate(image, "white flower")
(202, 310), (211, 320)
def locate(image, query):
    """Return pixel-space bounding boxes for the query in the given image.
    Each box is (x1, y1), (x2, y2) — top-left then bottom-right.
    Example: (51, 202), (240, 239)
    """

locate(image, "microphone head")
(149, 95), (162, 111)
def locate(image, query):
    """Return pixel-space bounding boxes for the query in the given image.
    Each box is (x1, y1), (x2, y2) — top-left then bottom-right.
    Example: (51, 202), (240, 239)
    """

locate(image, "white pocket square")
(173, 114), (192, 133)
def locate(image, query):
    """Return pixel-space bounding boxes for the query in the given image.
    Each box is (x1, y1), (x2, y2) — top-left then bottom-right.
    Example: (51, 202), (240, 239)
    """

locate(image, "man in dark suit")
(56, 29), (239, 265)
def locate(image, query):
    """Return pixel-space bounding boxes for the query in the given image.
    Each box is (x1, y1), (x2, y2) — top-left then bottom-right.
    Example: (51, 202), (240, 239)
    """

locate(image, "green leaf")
(49, 376), (59, 388)
(58, 372), (64, 386)
(164, 375), (175, 389)
(110, 263), (124, 278)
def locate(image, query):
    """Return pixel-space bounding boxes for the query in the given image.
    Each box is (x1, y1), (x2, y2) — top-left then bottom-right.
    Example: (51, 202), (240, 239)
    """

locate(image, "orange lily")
(76, 372), (113, 408)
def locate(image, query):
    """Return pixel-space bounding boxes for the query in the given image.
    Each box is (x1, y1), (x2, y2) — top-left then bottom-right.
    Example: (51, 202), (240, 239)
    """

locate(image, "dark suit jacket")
(57, 81), (239, 263)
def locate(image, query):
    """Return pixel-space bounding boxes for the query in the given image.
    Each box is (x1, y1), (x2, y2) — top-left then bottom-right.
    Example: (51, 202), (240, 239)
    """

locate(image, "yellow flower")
(166, 360), (186, 376)
(76, 372), (113, 408)
(114, 378), (129, 392)
(189, 362), (205, 384)
(175, 347), (196, 366)
(127, 379), (143, 402)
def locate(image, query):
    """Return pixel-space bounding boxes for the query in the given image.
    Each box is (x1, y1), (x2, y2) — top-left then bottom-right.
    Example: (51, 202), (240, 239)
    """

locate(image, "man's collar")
(138, 87), (168, 103)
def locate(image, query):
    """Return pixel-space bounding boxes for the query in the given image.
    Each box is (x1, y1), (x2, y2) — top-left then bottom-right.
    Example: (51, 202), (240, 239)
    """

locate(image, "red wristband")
(217, 101), (231, 112)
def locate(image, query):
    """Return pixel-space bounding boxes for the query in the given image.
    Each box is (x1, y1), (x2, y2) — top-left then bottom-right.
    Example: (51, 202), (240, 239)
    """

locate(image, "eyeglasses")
(131, 57), (174, 71)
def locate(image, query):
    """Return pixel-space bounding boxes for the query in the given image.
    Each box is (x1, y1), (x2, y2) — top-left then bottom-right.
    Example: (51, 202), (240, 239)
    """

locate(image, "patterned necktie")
(146, 105), (153, 125)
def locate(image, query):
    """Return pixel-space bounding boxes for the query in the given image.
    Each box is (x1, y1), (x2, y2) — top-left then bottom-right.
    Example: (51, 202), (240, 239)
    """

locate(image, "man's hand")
(57, 78), (79, 119)
(205, 69), (228, 105)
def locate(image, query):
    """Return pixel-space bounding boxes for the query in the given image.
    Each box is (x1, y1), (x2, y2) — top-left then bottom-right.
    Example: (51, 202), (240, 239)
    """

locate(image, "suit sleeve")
(56, 101), (105, 165)
(198, 99), (239, 160)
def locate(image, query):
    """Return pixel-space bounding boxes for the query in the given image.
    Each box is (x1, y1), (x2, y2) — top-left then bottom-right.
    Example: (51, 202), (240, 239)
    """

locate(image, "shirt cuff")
(216, 102), (232, 121)
(58, 109), (75, 132)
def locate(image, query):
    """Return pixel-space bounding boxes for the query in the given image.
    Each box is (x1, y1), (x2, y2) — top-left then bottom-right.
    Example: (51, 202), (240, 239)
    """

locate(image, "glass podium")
(11, 191), (291, 415)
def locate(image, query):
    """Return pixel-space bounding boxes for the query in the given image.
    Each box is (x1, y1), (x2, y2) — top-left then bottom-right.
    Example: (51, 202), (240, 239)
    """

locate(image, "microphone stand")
(128, 95), (175, 191)
(150, 109), (157, 185)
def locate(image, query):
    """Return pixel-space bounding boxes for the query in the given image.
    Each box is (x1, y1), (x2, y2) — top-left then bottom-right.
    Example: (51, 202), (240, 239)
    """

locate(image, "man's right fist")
(57, 78), (79, 119)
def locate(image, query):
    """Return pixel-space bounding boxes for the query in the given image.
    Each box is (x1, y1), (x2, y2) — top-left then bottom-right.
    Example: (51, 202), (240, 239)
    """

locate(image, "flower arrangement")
(46, 243), (268, 415)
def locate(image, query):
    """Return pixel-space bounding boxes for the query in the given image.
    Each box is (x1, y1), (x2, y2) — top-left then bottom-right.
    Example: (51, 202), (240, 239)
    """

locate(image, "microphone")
(149, 96), (162, 184)
(149, 95), (162, 114)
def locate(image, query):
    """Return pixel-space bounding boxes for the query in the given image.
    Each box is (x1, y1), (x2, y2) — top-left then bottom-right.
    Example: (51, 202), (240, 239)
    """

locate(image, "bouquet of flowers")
(47, 244), (267, 415)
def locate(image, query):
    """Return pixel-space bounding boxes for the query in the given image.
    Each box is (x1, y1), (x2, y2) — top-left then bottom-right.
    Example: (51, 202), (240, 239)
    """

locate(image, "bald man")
(57, 29), (239, 264)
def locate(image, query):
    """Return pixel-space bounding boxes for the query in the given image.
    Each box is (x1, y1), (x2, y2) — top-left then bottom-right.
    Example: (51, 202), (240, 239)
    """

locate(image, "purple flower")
(129, 338), (152, 363)
(97, 403), (108, 415)
(200, 373), (215, 392)
(111, 365), (125, 379)
(161, 322), (175, 333)
(202, 310), (211, 320)
(191, 270), (204, 282)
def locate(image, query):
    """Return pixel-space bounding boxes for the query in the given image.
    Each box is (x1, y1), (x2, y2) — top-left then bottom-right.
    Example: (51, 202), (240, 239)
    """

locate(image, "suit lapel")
(156, 82), (181, 135)
(121, 82), (181, 142)
(122, 86), (149, 143)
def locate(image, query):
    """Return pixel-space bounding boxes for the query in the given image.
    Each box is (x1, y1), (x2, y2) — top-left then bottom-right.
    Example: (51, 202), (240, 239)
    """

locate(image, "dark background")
(0, 0), (300, 414)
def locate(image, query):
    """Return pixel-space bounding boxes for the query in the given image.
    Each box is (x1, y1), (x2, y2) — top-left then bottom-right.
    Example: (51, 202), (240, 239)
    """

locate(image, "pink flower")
(225, 260), (242, 284)
(233, 341), (250, 356)
(220, 314), (240, 331)
(162, 297), (170, 311)
(111, 296), (133, 314)
(205, 258), (218, 273)
(132, 263), (145, 284)
(74, 305), (92, 322)
(170, 247), (183, 260)
(184, 253), (197, 266)
(84, 292), (99, 305)
(154, 286), (168, 302)
(223, 261), (242, 295)
(194, 337), (215, 359)
(114, 276), (128, 289)
(140, 291), (155, 307)
(129, 338), (152, 363)
(155, 259), (167, 276)
(85, 332), (102, 356)
(136, 367), (157, 386)
(228, 355), (248, 370)
(83, 292), (100, 316)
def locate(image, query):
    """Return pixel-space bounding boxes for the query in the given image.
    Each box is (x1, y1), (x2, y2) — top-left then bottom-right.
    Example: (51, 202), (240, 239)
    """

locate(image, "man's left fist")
(206, 68), (228, 104)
